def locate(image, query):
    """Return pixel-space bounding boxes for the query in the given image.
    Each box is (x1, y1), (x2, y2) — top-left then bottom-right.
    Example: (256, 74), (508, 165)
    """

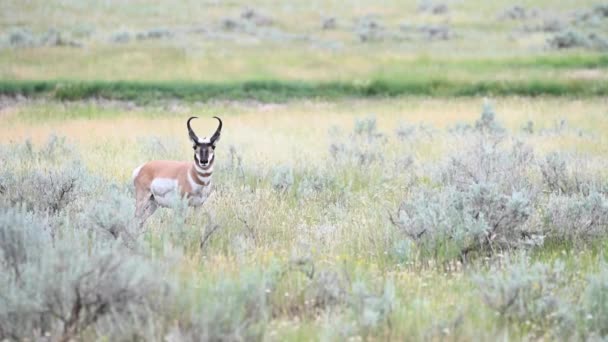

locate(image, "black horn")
(210, 116), (222, 143)
(187, 116), (199, 143)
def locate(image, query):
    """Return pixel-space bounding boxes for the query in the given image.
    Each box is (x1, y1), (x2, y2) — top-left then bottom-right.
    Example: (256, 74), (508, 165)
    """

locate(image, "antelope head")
(187, 116), (222, 168)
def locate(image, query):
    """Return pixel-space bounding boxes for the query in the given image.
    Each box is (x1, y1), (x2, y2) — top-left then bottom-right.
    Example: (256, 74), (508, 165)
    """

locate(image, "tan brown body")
(133, 157), (214, 226)
(134, 160), (197, 195)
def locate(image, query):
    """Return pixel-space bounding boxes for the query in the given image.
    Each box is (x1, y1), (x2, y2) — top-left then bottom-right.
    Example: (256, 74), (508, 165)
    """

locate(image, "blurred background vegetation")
(1, 0), (607, 99)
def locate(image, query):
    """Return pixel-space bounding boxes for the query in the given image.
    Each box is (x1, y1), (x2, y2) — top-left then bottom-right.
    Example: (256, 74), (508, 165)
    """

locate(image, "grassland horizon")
(2, 76), (608, 103)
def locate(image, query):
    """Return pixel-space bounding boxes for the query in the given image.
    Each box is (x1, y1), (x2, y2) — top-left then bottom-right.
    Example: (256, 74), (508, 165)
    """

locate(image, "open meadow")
(1, 1), (608, 341)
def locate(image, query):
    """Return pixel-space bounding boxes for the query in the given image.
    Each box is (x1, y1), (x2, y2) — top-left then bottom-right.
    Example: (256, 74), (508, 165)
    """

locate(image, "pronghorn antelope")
(132, 116), (222, 225)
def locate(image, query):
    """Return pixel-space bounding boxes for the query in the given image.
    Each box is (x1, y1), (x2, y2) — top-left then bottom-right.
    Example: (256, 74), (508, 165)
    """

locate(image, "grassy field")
(1, 0), (608, 341)
(1, 97), (608, 340)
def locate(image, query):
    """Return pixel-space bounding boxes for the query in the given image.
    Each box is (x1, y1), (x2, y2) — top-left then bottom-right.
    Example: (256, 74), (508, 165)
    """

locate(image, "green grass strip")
(0, 79), (606, 102)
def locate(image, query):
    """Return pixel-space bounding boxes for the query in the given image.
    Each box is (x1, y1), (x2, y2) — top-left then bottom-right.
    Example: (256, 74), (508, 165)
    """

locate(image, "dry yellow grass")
(2, 97), (606, 180)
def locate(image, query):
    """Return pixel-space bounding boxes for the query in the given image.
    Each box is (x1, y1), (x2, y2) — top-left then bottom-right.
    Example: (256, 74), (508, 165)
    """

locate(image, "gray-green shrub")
(392, 183), (532, 262)
(545, 192), (608, 240)
(329, 116), (386, 166)
(475, 103), (505, 135)
(0, 137), (89, 215)
(7, 27), (36, 48)
(582, 265), (608, 337)
(476, 259), (573, 333)
(79, 186), (137, 239)
(271, 165), (294, 192)
(393, 120), (541, 261)
(168, 266), (277, 341)
(439, 139), (535, 192)
(540, 152), (607, 195)
(1, 164), (85, 214)
(0, 206), (164, 341)
(305, 268), (348, 311)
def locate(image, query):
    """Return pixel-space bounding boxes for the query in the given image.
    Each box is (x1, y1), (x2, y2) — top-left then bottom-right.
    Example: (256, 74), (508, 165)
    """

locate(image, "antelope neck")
(190, 156), (214, 186)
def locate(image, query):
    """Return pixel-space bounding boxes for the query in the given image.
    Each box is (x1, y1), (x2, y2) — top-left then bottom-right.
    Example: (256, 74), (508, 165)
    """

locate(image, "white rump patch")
(132, 164), (144, 181)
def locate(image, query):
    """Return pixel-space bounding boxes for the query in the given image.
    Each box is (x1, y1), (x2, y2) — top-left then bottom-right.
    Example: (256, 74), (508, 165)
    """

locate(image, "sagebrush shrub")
(476, 259), (572, 331)
(395, 122), (435, 141)
(136, 28), (173, 40)
(110, 31), (131, 43)
(317, 277), (398, 339)
(321, 17), (337, 30)
(0, 136), (101, 217)
(329, 116), (386, 166)
(271, 165), (294, 192)
(305, 268), (348, 311)
(499, 5), (535, 20)
(545, 192), (608, 240)
(582, 265), (608, 337)
(349, 279), (397, 334)
(168, 267), (277, 341)
(0, 135), (74, 169)
(439, 137), (535, 193)
(7, 27), (36, 47)
(296, 169), (341, 200)
(548, 30), (589, 49)
(449, 103), (504, 135)
(521, 120), (534, 134)
(594, 4), (608, 17)
(0, 206), (50, 283)
(0, 206), (163, 340)
(79, 186), (136, 239)
(355, 17), (384, 42)
(419, 24), (453, 41)
(392, 183), (533, 261)
(540, 152), (607, 195)
(0, 164), (85, 214)
(475, 103), (505, 135)
(393, 133), (538, 261)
